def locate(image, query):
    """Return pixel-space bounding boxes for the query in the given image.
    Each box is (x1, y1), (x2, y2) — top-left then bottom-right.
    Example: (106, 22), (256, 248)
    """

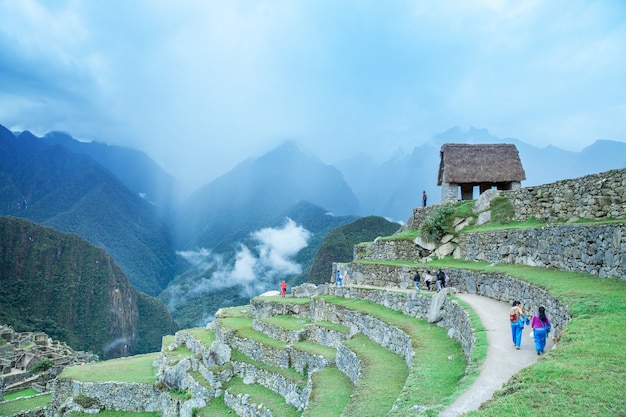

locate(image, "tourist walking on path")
(436, 269), (446, 291)
(440, 294), (553, 417)
(531, 306), (551, 355)
(422, 190), (427, 207)
(280, 280), (287, 297)
(510, 300), (527, 349)
(413, 271), (421, 293)
(335, 270), (343, 286)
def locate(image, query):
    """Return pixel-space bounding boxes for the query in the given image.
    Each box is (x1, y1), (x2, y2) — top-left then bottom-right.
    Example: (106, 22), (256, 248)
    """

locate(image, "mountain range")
(2, 122), (625, 331)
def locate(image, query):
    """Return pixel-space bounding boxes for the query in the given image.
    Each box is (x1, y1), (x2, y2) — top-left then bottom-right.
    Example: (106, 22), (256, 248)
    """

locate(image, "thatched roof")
(437, 143), (526, 185)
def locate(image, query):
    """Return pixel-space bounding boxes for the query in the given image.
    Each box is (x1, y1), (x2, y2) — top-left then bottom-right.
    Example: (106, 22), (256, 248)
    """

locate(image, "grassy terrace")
(424, 258), (626, 416)
(226, 376), (301, 417)
(0, 393), (51, 416)
(317, 294), (482, 416)
(59, 352), (159, 383)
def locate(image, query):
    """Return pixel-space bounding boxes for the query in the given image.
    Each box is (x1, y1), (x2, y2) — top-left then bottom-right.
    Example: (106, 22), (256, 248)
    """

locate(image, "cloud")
(1, 0), (625, 190)
(169, 218), (311, 309)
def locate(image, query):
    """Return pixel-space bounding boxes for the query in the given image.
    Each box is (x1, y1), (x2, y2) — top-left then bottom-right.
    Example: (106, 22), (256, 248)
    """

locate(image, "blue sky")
(1, 0), (625, 190)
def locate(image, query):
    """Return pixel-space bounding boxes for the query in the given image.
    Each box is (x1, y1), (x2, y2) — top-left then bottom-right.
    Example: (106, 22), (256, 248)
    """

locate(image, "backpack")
(509, 308), (518, 322)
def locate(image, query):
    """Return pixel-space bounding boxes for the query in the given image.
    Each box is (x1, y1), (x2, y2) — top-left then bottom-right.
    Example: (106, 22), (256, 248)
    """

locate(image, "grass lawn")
(318, 294), (472, 416)
(59, 352), (159, 383)
(304, 367), (353, 417)
(0, 394), (51, 416)
(428, 259), (626, 417)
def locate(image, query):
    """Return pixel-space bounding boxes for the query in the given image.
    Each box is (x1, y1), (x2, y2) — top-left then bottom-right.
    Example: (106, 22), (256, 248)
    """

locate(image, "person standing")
(280, 280), (287, 297)
(531, 306), (551, 355)
(413, 271), (421, 293)
(510, 300), (526, 350)
(335, 270), (343, 286)
(422, 190), (427, 207)
(436, 269), (446, 291)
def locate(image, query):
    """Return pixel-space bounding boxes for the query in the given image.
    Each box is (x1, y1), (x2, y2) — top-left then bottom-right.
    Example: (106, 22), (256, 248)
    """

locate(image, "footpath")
(438, 293), (554, 417)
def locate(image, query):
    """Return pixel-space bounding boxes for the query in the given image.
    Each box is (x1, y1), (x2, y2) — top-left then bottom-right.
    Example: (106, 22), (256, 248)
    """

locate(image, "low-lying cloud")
(170, 218), (311, 309)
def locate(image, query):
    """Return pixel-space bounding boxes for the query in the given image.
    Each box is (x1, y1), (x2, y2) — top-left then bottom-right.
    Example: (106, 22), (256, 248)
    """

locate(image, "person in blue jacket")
(510, 300), (526, 350)
(335, 270), (343, 286)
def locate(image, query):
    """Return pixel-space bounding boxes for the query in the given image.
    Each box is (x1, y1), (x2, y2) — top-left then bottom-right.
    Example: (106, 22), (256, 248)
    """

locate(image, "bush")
(29, 359), (54, 374)
(419, 204), (456, 242)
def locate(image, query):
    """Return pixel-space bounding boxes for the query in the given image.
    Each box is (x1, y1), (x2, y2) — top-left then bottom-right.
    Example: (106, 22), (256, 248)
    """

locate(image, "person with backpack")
(531, 306), (551, 355)
(436, 269), (446, 291)
(413, 271), (421, 293)
(510, 300), (527, 350)
(335, 270), (343, 287)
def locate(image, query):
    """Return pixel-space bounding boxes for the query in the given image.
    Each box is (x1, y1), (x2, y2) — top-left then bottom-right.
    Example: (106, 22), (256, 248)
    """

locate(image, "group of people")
(412, 269), (449, 292)
(510, 300), (552, 355)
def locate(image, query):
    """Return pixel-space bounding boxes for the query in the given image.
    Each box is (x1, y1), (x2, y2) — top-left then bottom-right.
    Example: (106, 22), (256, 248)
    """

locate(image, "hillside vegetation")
(0, 125), (176, 295)
(0, 216), (177, 357)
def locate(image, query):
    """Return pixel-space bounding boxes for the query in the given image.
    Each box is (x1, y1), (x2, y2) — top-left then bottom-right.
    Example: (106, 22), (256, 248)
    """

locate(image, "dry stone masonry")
(13, 168), (625, 417)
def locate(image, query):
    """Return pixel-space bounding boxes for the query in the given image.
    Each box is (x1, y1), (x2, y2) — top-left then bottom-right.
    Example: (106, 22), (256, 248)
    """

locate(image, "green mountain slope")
(0, 216), (177, 358)
(0, 125), (176, 295)
(307, 216), (401, 284)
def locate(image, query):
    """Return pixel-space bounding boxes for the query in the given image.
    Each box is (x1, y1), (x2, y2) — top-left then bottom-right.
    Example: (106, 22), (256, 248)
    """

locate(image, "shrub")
(419, 204), (456, 242)
(29, 359), (54, 374)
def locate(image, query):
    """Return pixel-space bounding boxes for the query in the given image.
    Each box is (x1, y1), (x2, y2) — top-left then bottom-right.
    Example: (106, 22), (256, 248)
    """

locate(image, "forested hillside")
(0, 125), (177, 295)
(307, 216), (401, 284)
(0, 216), (177, 358)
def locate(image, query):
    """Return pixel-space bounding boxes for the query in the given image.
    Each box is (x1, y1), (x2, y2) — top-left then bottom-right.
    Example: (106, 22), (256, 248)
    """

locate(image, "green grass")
(342, 334), (409, 416)
(427, 258), (626, 416)
(67, 412), (159, 417)
(318, 294), (467, 415)
(226, 376), (301, 417)
(2, 387), (39, 400)
(193, 395), (233, 416)
(58, 353), (159, 383)
(262, 315), (312, 330)
(183, 327), (216, 347)
(252, 296), (313, 304)
(292, 340), (337, 359)
(380, 229), (420, 241)
(304, 367), (353, 417)
(0, 394), (51, 416)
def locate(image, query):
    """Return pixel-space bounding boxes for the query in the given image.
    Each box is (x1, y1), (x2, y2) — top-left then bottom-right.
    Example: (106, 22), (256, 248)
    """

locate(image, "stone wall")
(354, 239), (424, 262)
(333, 262), (420, 289)
(327, 285), (475, 359)
(48, 378), (179, 416)
(503, 168), (626, 222)
(232, 361), (311, 410)
(332, 263), (570, 340)
(249, 298), (311, 319)
(455, 223), (626, 279)
(310, 298), (415, 366)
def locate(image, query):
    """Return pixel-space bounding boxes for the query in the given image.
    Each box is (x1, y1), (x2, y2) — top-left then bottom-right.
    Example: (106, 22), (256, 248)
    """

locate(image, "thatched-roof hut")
(438, 143), (526, 202)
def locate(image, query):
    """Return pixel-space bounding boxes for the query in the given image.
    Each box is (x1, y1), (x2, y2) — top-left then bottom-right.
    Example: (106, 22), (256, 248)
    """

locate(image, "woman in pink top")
(531, 306), (551, 355)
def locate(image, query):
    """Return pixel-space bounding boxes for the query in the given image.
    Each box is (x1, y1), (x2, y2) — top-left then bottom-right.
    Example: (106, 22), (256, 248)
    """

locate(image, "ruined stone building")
(438, 143), (526, 203)
(0, 325), (97, 394)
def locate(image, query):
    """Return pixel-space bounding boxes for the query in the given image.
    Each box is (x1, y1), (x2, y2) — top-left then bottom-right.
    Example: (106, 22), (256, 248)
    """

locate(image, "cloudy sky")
(1, 0), (625, 191)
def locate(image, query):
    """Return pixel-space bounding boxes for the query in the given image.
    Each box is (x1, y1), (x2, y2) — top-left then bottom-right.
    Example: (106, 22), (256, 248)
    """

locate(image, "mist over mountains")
(2, 122), (625, 329)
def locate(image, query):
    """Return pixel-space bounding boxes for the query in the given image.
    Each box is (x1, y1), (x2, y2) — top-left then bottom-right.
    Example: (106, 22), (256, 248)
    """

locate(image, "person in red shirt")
(280, 280), (287, 297)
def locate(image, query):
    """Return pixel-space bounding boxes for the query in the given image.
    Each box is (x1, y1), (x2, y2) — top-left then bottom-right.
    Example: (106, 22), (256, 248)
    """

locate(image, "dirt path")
(438, 293), (554, 416)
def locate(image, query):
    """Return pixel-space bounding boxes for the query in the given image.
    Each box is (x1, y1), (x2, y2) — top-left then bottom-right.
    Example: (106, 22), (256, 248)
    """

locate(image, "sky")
(1, 0), (625, 191)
